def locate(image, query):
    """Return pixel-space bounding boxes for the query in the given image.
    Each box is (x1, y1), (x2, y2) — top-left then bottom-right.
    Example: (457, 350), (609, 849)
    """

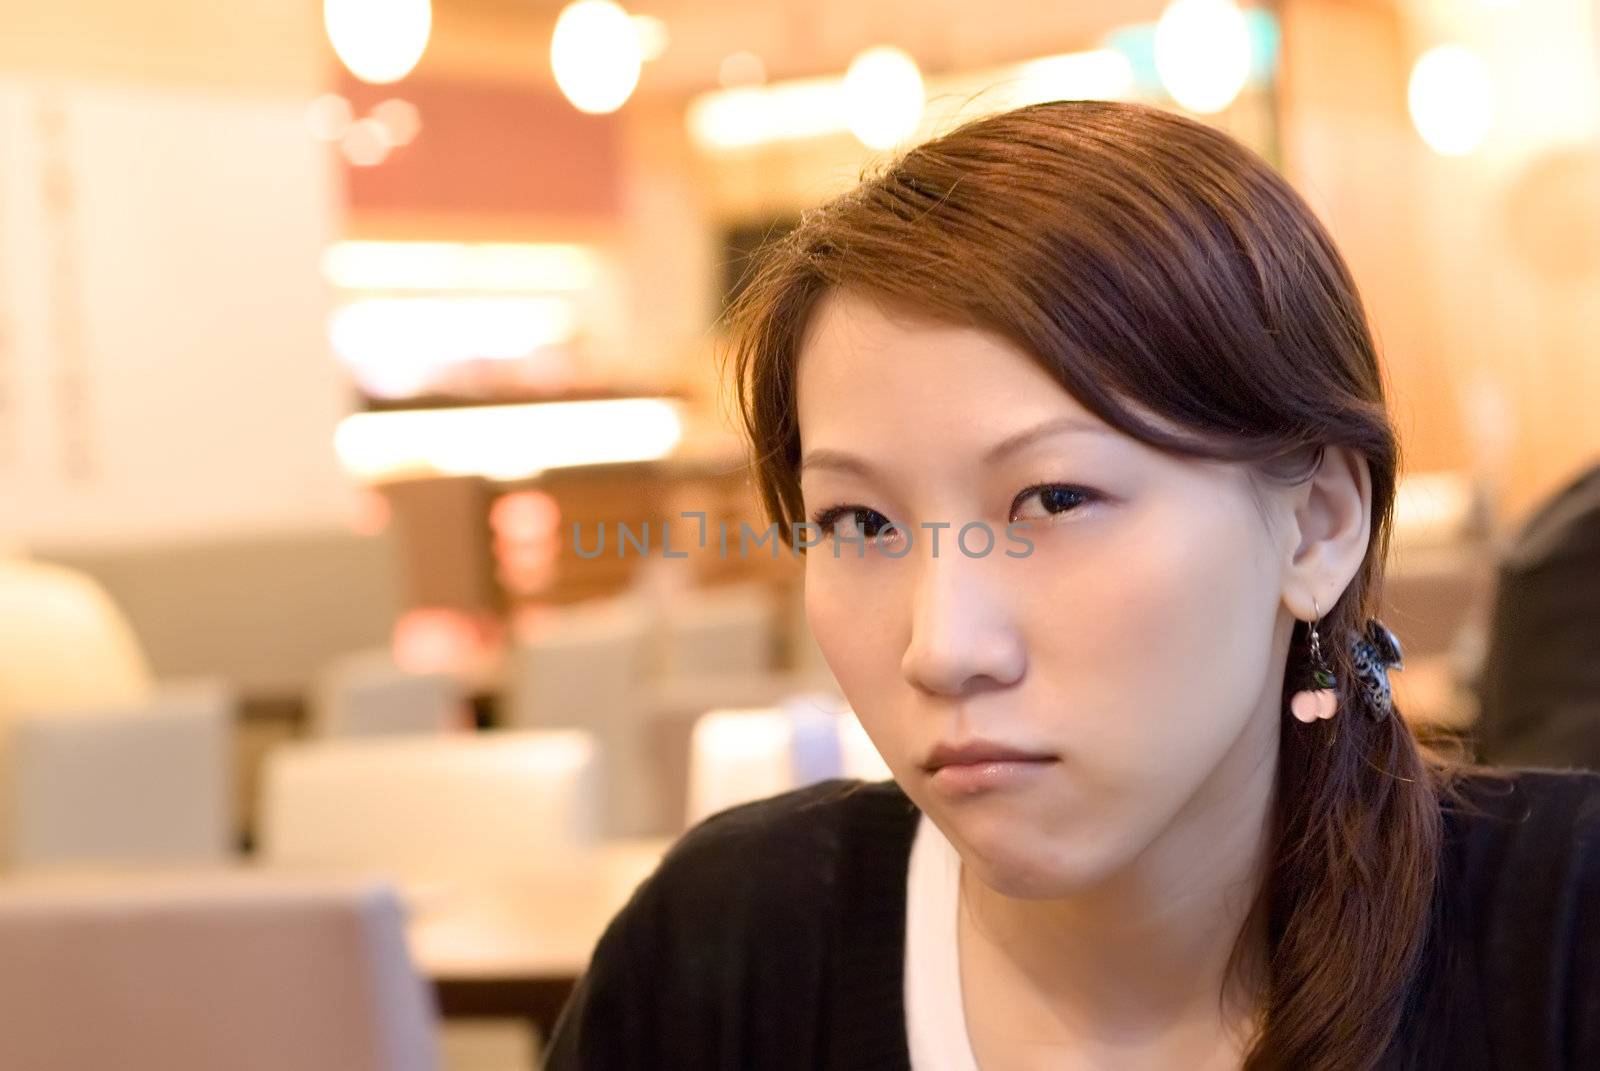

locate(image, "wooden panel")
(380, 475), (502, 614)
(495, 461), (803, 607)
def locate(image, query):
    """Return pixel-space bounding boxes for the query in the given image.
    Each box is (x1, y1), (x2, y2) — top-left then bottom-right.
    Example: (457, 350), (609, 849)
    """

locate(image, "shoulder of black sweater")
(542, 778), (922, 1071)
(653, 775), (921, 890)
(601, 777), (921, 943)
(1440, 764), (1600, 863)
(1420, 765), (1600, 1067)
(548, 767), (1600, 1069)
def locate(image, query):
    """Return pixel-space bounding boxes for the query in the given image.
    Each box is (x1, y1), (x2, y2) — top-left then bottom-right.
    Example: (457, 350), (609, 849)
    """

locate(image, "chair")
(29, 530), (398, 701)
(503, 596), (654, 837)
(683, 709), (792, 827)
(256, 729), (601, 881)
(0, 554), (153, 722)
(0, 876), (440, 1071)
(309, 647), (468, 737)
(658, 581), (777, 678)
(838, 708), (895, 783)
(2, 680), (235, 868)
(684, 697), (892, 827)
(502, 596), (653, 731)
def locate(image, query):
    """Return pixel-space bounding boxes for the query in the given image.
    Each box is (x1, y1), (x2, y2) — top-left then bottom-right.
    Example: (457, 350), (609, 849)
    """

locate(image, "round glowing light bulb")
(1153, 0), (1252, 114)
(551, 0), (644, 115)
(324, 0), (432, 85)
(1408, 45), (1494, 156)
(843, 46), (925, 151)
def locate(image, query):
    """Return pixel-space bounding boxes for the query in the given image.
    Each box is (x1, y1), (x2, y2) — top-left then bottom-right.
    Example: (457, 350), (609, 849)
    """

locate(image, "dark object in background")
(719, 215), (801, 315)
(1474, 461), (1600, 768)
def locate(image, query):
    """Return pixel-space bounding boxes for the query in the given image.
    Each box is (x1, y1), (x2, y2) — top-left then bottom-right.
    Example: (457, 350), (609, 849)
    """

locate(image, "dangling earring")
(1290, 597), (1339, 723)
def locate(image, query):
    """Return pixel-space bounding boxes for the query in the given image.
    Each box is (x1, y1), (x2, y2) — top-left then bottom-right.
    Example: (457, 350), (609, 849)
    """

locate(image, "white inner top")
(904, 811), (981, 1071)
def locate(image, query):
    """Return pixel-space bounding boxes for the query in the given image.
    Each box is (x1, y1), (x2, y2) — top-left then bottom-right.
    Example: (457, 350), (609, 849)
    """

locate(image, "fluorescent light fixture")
(1004, 51), (1138, 107)
(688, 47), (1136, 152)
(688, 77), (848, 151)
(328, 296), (578, 398)
(333, 398), (685, 482)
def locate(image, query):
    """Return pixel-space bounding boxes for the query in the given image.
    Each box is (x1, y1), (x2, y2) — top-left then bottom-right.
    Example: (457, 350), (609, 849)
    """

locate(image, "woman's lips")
(925, 756), (1059, 797)
(922, 738), (1057, 771)
(920, 736), (1059, 797)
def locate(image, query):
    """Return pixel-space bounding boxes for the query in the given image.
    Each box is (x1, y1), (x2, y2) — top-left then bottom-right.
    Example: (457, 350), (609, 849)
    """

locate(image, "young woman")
(543, 100), (1600, 1070)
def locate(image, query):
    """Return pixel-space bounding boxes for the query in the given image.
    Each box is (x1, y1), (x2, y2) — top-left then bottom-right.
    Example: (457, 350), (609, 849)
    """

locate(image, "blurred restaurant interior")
(0, 0), (1598, 1067)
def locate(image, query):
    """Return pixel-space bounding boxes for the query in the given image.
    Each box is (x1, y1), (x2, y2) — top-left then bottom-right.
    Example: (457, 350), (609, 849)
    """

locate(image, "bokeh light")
(551, 0), (644, 115)
(324, 0), (432, 85)
(1409, 44), (1494, 156)
(843, 46), (925, 150)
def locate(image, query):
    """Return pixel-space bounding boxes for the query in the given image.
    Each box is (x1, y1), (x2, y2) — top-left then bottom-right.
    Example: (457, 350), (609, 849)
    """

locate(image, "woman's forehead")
(796, 291), (1089, 424)
(792, 289), (1209, 465)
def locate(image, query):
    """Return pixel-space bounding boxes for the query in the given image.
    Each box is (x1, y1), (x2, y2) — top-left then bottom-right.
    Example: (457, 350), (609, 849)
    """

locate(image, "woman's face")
(796, 290), (1299, 898)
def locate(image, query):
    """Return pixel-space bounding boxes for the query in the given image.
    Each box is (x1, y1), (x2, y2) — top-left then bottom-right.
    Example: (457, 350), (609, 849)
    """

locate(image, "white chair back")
(838, 709), (894, 781)
(660, 581), (776, 678)
(503, 596), (652, 730)
(684, 698), (891, 827)
(0, 876), (439, 1071)
(4, 680), (234, 868)
(684, 708), (793, 827)
(257, 729), (600, 880)
(310, 647), (465, 737)
(504, 596), (655, 836)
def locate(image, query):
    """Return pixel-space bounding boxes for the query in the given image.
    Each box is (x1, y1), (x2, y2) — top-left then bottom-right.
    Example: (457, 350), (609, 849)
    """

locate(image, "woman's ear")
(1280, 445), (1373, 619)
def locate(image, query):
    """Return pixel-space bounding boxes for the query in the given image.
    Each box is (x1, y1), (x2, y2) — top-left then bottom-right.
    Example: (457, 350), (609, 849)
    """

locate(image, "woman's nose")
(900, 555), (1026, 697)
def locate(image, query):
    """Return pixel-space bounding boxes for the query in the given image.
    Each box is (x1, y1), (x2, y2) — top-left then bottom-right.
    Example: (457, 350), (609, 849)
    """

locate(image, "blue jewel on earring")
(1350, 619), (1404, 721)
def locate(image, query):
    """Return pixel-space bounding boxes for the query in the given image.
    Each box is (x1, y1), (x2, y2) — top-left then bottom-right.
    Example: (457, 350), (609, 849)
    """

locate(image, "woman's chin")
(954, 827), (1128, 900)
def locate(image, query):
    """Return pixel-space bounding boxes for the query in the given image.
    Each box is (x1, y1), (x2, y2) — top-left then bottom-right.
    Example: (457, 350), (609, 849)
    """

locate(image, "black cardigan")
(542, 769), (1600, 1069)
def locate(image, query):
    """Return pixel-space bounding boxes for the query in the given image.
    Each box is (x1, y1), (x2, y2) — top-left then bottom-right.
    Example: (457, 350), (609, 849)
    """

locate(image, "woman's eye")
(810, 505), (900, 545)
(1012, 484), (1095, 523)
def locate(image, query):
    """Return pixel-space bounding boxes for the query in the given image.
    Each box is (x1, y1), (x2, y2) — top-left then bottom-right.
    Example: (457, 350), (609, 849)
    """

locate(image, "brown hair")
(721, 99), (1453, 1068)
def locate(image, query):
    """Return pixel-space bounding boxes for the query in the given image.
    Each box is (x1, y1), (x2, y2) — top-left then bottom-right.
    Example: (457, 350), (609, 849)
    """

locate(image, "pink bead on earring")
(1290, 597), (1340, 723)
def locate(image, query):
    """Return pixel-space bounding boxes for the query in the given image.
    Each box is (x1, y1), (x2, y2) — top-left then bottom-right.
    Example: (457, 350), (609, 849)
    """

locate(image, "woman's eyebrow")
(982, 415), (1110, 464)
(798, 449), (877, 478)
(801, 415), (1109, 478)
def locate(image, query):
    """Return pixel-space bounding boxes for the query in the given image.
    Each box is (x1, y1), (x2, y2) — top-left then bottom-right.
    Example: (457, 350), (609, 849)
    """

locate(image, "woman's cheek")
(805, 561), (925, 780)
(804, 561), (893, 693)
(1020, 514), (1229, 775)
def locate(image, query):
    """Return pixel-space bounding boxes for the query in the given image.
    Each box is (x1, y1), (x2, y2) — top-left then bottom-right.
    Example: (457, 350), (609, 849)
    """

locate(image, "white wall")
(0, 79), (354, 549)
